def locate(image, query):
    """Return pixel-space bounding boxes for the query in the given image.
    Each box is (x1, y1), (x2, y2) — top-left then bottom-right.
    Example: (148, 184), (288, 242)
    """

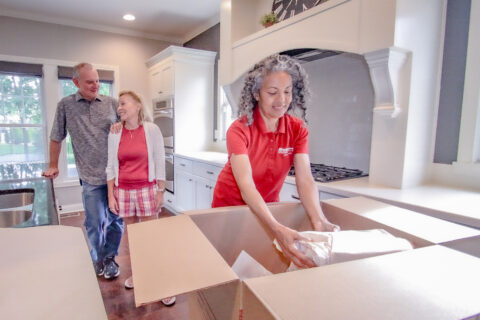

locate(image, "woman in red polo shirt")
(212, 54), (339, 269)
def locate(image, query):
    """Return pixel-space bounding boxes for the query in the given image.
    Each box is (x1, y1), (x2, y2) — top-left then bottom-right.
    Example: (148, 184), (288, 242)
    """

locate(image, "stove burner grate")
(288, 163), (368, 183)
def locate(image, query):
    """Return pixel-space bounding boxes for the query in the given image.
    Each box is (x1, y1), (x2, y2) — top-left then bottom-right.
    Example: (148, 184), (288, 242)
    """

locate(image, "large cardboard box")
(128, 196), (480, 319)
(0, 226), (107, 319)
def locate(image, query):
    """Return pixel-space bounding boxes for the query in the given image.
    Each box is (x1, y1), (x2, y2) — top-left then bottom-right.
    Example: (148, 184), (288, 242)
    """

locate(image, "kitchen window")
(217, 87), (235, 140)
(0, 61), (45, 179)
(431, 0), (480, 188)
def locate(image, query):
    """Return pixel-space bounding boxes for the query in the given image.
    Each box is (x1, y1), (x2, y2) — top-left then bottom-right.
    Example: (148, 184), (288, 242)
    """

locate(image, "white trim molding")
(364, 47), (410, 118)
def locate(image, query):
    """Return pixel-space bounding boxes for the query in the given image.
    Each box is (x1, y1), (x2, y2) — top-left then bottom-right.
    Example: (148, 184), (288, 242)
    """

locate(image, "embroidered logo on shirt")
(278, 147), (294, 156)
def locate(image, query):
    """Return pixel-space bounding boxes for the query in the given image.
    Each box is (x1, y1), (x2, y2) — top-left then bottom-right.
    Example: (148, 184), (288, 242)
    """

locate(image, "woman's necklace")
(125, 124), (139, 140)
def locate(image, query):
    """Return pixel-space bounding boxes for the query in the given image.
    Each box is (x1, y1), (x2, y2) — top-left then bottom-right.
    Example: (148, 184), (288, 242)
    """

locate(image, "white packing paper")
(231, 250), (273, 280)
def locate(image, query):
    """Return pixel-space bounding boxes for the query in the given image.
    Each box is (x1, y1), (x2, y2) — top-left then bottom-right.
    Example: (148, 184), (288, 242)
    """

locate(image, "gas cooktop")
(289, 163), (368, 183)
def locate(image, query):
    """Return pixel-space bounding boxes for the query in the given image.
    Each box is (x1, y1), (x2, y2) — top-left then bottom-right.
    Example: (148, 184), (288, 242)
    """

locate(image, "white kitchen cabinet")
(279, 182), (299, 202)
(148, 60), (174, 99)
(146, 46), (217, 152)
(174, 170), (196, 212)
(280, 181), (345, 202)
(174, 154), (224, 212)
(195, 176), (215, 209)
(163, 190), (175, 211)
(148, 59), (174, 99)
(319, 191), (344, 200)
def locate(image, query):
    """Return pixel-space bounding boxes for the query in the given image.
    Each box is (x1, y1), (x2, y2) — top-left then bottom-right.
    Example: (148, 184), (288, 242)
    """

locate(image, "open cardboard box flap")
(128, 214), (238, 307)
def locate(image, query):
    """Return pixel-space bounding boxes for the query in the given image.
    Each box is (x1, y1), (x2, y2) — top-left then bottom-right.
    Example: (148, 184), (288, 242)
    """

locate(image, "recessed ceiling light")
(123, 14), (135, 21)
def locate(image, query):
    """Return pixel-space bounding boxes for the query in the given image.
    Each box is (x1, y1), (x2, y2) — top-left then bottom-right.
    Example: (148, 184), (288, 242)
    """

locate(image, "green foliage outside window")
(0, 74), (44, 163)
(62, 81), (111, 97)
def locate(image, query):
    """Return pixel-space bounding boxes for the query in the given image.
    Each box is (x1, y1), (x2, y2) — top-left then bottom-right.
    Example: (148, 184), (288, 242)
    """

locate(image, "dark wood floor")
(60, 209), (191, 320)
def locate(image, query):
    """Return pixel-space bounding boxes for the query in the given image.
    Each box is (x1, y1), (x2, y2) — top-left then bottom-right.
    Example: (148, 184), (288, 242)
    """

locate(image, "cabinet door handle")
(206, 171), (214, 175)
(188, 179), (193, 182)
(167, 199), (172, 203)
(180, 163), (186, 167)
(158, 91), (163, 94)
(291, 195), (300, 200)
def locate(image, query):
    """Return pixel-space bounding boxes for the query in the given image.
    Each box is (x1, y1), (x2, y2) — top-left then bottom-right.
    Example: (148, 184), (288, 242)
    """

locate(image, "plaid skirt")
(114, 184), (158, 218)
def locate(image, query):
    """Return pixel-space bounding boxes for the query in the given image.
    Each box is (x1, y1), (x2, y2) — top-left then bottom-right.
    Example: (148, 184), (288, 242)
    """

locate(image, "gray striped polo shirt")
(50, 92), (119, 185)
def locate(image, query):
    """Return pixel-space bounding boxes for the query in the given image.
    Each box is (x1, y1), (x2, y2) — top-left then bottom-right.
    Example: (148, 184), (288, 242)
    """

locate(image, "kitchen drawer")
(163, 190), (175, 211)
(319, 191), (344, 200)
(279, 182), (299, 202)
(193, 161), (222, 181)
(175, 156), (193, 173)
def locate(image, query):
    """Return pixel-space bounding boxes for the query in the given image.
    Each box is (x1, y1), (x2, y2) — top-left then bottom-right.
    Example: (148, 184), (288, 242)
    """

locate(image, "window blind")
(57, 66), (114, 83)
(0, 61), (43, 77)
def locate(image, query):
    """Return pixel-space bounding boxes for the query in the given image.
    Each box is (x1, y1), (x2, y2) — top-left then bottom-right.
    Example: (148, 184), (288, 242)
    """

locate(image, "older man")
(43, 62), (124, 280)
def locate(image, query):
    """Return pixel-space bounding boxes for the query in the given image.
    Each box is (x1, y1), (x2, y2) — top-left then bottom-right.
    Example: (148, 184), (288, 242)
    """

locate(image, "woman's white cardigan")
(106, 121), (165, 186)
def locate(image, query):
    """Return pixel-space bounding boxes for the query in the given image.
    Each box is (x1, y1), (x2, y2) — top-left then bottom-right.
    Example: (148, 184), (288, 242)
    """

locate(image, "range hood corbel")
(364, 47), (410, 118)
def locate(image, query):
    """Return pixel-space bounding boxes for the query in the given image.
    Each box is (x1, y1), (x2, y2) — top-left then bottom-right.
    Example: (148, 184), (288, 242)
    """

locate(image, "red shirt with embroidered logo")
(212, 107), (309, 207)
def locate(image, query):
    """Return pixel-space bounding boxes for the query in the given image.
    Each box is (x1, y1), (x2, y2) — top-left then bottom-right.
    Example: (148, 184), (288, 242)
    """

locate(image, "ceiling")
(0, 0), (221, 44)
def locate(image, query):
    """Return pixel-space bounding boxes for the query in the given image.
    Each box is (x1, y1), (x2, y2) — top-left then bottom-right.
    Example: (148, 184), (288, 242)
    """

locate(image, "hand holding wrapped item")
(274, 229), (413, 271)
(271, 224), (318, 269)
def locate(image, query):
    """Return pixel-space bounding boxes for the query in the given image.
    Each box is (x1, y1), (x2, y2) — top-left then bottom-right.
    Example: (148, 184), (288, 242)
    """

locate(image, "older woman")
(105, 90), (175, 306)
(212, 54), (339, 268)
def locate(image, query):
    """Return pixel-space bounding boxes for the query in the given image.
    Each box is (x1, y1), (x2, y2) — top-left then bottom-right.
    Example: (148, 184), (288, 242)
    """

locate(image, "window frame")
(456, 0), (480, 165)
(216, 85), (235, 141)
(430, 0), (480, 189)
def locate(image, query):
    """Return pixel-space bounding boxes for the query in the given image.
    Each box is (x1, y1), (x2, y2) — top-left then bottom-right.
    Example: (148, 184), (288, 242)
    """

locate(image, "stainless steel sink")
(0, 188), (34, 227)
(0, 210), (33, 228)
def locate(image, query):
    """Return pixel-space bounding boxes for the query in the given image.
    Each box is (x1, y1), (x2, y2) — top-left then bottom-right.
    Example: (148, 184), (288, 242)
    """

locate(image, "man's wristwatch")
(157, 187), (166, 193)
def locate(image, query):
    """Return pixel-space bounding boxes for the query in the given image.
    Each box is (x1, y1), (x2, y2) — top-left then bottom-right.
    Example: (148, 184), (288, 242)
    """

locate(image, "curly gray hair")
(237, 54), (310, 125)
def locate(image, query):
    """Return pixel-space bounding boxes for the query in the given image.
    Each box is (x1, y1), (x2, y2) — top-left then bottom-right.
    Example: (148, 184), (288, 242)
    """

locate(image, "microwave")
(153, 95), (174, 110)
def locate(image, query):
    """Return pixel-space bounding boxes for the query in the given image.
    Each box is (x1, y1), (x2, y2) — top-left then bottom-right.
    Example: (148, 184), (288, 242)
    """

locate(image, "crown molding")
(0, 8), (183, 44)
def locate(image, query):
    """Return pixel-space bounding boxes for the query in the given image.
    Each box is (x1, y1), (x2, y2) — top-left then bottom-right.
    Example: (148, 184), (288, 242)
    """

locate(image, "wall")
(304, 53), (374, 172)
(0, 16), (173, 212)
(183, 23), (227, 152)
(0, 16), (171, 102)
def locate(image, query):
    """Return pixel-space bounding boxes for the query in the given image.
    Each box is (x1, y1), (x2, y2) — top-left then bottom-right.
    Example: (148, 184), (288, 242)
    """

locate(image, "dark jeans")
(80, 180), (124, 263)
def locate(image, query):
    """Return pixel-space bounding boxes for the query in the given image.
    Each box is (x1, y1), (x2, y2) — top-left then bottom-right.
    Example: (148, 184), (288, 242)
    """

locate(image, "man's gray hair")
(237, 54), (310, 125)
(73, 62), (94, 79)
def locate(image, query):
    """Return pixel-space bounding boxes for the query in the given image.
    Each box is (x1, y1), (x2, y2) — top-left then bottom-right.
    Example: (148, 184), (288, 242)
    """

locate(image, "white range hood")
(219, 0), (446, 189)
